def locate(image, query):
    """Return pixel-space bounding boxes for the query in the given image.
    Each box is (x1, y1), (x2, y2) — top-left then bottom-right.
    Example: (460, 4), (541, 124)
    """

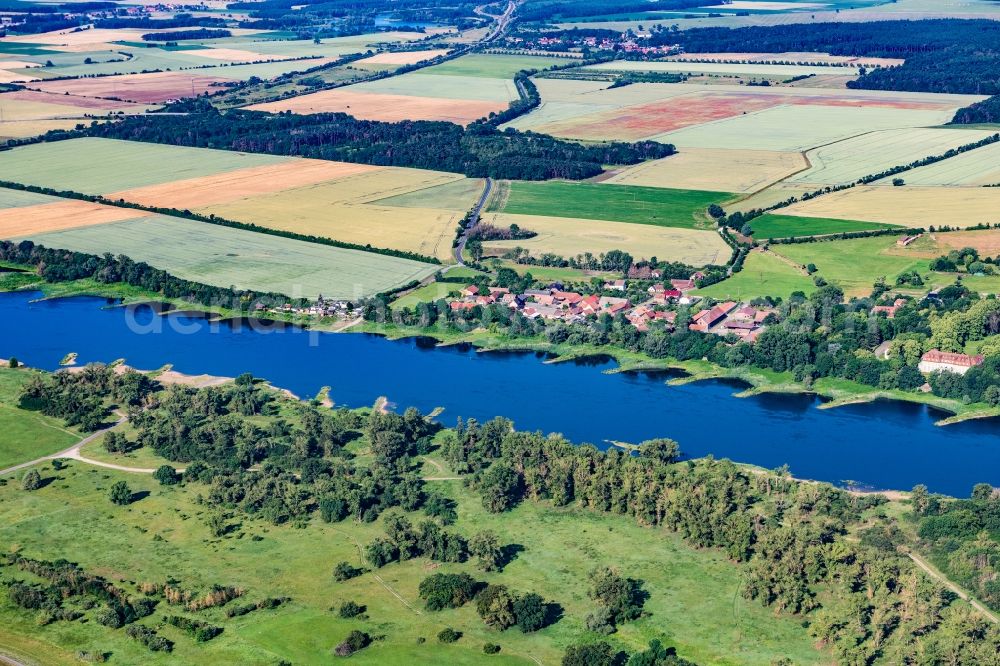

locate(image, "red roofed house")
(871, 298), (907, 319)
(689, 301), (737, 332)
(918, 349), (985, 375)
(460, 285), (479, 298)
(670, 278), (696, 292)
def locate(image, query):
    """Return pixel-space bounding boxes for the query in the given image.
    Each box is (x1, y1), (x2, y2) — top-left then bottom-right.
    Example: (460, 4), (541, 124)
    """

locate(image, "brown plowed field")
(31, 71), (229, 103)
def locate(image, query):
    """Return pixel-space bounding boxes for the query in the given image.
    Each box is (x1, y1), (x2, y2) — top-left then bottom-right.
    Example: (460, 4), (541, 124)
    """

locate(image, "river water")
(1, 291), (997, 496)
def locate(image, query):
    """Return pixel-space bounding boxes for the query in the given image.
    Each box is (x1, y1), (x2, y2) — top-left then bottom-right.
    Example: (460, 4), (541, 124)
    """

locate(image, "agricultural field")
(603, 148), (806, 193)
(0, 90), (151, 140)
(872, 141), (1000, 186)
(934, 229), (1000, 255)
(769, 235), (937, 296)
(200, 169), (475, 261)
(584, 59), (860, 78)
(18, 214), (438, 299)
(0, 366), (80, 470)
(0, 188), (61, 210)
(478, 212), (730, 265)
(0, 139), (478, 261)
(352, 49), (451, 70)
(748, 213), (896, 239)
(0, 138), (287, 194)
(664, 52), (903, 67)
(248, 53), (565, 122)
(778, 185), (1000, 228)
(489, 181), (728, 229)
(789, 128), (996, 186)
(0, 200), (155, 237)
(508, 82), (979, 144)
(694, 249), (814, 300)
(0, 460), (823, 666)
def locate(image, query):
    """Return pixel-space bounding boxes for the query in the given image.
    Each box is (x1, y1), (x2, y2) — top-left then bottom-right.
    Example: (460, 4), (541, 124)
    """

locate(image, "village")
(448, 269), (776, 342)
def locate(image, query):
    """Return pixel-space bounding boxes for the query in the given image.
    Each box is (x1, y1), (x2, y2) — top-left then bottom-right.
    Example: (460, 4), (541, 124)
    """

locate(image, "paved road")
(453, 177), (493, 265)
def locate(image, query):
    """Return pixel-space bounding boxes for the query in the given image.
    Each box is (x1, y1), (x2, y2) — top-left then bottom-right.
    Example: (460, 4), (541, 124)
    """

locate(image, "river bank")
(351, 320), (1000, 426)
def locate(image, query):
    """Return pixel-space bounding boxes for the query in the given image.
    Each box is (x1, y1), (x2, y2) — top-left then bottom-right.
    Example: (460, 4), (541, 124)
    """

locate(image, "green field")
(789, 127), (995, 186)
(490, 182), (728, 228)
(353, 72), (519, 102)
(0, 139), (288, 195)
(0, 457), (823, 665)
(695, 249), (814, 301)
(424, 54), (573, 79)
(585, 60), (856, 78)
(0, 367), (80, 469)
(375, 178), (485, 210)
(0, 188), (61, 210)
(750, 213), (896, 239)
(771, 235), (932, 296)
(660, 104), (956, 152)
(24, 215), (438, 299)
(391, 281), (460, 308)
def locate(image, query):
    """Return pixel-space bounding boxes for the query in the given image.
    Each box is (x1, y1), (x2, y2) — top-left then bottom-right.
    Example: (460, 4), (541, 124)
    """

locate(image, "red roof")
(920, 350), (984, 367)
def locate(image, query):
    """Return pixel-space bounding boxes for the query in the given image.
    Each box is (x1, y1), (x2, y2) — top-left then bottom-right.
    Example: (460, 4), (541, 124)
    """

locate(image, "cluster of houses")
(259, 296), (351, 318)
(449, 280), (775, 342)
(499, 34), (677, 56)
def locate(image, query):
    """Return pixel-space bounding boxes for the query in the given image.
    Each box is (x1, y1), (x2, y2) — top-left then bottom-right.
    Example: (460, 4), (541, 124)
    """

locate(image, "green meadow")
(695, 250), (814, 301)
(750, 213), (897, 239)
(490, 182), (728, 229)
(0, 453), (824, 665)
(0, 367), (80, 469)
(425, 54), (573, 79)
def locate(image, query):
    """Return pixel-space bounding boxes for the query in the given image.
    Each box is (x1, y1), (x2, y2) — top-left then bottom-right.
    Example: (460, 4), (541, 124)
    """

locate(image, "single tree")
(21, 469), (41, 491)
(109, 480), (132, 506)
(469, 530), (502, 571)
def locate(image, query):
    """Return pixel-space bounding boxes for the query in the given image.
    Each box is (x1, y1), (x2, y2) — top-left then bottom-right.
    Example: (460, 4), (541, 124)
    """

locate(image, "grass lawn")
(490, 181), (729, 229)
(770, 236), (934, 297)
(0, 457), (825, 665)
(751, 213), (897, 239)
(0, 367), (80, 469)
(495, 260), (619, 283)
(391, 281), (460, 308)
(695, 250), (814, 301)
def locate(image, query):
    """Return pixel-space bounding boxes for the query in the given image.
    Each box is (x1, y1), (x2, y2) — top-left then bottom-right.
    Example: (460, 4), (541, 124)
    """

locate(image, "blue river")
(1, 290), (997, 496)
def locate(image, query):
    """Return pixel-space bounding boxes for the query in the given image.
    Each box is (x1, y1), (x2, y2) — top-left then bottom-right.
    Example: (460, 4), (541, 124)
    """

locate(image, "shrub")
(333, 561), (362, 582)
(334, 630), (371, 656)
(338, 601), (364, 618)
(437, 627), (461, 643)
(21, 469), (41, 491)
(484, 643), (501, 654)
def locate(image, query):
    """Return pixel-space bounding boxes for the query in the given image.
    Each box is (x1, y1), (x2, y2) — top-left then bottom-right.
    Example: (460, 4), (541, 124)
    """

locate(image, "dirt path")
(906, 550), (1000, 624)
(330, 526), (422, 615)
(758, 246), (810, 275)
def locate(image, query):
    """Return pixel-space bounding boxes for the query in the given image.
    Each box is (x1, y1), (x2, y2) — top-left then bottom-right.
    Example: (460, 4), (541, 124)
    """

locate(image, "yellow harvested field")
(248, 89), (504, 124)
(1, 27), (264, 48)
(780, 185), (1000, 228)
(0, 70), (37, 84)
(0, 199), (150, 237)
(479, 212), (731, 265)
(935, 230), (1000, 255)
(0, 118), (83, 139)
(604, 148), (806, 193)
(0, 60), (40, 69)
(354, 49), (450, 66)
(183, 48), (276, 62)
(108, 160), (381, 209)
(199, 168), (470, 260)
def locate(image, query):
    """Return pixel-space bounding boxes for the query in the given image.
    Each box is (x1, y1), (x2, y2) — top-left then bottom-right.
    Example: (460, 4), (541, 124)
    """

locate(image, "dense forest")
(952, 95), (1000, 124)
(140, 28), (231, 41)
(227, 0), (483, 34)
(88, 104), (675, 180)
(661, 20), (1000, 95)
(94, 15), (227, 29)
(10, 363), (1000, 663)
